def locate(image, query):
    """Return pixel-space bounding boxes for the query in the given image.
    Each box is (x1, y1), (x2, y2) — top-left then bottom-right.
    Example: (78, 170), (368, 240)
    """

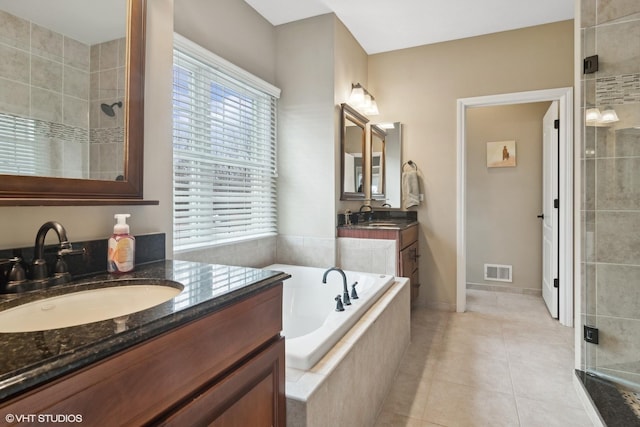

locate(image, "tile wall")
(89, 38), (126, 180)
(0, 9), (125, 180)
(0, 10), (89, 178)
(581, 0), (640, 387)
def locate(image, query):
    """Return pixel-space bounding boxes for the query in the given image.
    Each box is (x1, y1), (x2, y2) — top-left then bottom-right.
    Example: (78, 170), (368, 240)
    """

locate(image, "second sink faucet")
(322, 267), (351, 306)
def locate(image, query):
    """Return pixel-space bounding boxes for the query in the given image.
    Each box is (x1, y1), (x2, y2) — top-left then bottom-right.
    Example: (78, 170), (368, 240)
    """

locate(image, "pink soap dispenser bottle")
(107, 214), (135, 273)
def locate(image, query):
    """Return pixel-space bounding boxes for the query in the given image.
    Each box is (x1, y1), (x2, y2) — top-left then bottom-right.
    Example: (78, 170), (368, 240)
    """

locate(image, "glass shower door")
(581, 0), (640, 390)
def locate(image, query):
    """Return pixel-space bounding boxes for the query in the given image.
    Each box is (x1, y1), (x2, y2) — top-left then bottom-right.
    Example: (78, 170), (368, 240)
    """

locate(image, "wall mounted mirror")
(0, 0), (147, 204)
(381, 122), (402, 208)
(341, 103), (368, 200)
(370, 124), (386, 201)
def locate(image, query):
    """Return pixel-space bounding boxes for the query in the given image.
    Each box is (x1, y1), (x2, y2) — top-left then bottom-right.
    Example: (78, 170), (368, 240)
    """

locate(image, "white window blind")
(0, 113), (49, 176)
(173, 34), (280, 251)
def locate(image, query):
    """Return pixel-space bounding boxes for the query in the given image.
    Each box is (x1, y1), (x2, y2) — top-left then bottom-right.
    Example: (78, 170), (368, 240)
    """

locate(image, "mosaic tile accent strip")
(0, 112), (88, 145)
(90, 126), (124, 145)
(596, 73), (640, 105)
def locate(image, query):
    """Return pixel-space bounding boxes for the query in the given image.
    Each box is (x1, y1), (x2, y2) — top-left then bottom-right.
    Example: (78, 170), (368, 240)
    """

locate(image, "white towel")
(402, 169), (421, 209)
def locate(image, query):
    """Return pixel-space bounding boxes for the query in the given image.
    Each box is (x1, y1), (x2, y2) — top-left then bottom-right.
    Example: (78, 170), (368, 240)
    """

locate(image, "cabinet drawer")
(399, 225), (418, 249)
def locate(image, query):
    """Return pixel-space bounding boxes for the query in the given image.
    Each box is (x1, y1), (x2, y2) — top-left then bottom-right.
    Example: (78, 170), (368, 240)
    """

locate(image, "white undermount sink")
(0, 281), (183, 333)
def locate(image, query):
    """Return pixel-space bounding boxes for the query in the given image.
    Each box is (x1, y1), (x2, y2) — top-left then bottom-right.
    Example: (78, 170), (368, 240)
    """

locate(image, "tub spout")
(322, 267), (351, 306)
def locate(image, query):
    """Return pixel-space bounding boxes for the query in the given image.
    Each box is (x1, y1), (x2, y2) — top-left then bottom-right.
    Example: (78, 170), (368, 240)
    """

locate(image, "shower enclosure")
(580, 0), (640, 391)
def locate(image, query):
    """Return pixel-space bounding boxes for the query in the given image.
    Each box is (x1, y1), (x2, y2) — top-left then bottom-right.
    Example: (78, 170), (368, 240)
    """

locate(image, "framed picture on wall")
(487, 140), (516, 168)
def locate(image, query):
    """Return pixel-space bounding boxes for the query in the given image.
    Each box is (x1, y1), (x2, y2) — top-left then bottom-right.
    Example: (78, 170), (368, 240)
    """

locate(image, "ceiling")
(243, 0), (575, 54)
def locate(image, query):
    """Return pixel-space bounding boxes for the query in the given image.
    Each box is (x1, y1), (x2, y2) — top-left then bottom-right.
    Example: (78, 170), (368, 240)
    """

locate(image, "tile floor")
(375, 289), (594, 426)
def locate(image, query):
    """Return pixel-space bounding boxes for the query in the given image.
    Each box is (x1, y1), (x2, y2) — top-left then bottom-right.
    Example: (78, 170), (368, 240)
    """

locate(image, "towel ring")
(403, 160), (418, 171)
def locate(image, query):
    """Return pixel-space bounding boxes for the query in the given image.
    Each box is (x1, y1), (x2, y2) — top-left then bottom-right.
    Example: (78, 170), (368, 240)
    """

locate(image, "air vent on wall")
(484, 264), (513, 283)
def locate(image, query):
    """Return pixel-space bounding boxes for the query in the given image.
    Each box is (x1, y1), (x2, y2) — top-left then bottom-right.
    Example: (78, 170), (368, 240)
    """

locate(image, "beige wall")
(276, 14), (368, 239)
(466, 102), (551, 293)
(275, 15), (336, 240)
(368, 20), (574, 308)
(334, 18), (369, 216)
(174, 0), (276, 85)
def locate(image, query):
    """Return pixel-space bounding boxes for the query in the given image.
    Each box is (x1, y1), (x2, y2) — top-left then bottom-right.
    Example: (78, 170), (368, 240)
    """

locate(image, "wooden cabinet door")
(400, 241), (419, 277)
(157, 337), (285, 427)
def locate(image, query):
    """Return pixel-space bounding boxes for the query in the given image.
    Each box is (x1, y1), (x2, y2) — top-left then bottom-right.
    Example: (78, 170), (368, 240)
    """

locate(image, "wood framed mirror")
(0, 0), (149, 205)
(340, 103), (368, 200)
(370, 124), (386, 200)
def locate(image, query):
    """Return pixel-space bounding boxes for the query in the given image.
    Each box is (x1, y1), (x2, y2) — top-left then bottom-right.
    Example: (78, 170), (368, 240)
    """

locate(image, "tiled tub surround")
(0, 9), (125, 180)
(175, 235), (277, 268)
(580, 0), (640, 421)
(286, 277), (410, 427)
(0, 258), (289, 402)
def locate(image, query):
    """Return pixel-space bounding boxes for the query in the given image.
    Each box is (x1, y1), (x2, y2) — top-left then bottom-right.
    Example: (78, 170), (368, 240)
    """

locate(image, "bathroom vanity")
(0, 260), (289, 426)
(337, 214), (420, 303)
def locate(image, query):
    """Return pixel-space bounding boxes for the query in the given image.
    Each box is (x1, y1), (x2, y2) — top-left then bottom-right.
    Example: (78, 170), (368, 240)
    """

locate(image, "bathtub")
(265, 264), (395, 371)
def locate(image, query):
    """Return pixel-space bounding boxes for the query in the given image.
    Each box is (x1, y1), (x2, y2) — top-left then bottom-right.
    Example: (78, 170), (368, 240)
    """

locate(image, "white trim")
(173, 33), (281, 98)
(456, 87), (574, 327)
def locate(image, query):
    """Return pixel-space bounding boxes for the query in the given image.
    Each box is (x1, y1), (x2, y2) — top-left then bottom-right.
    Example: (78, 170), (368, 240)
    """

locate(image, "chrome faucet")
(32, 221), (83, 282)
(322, 267), (351, 306)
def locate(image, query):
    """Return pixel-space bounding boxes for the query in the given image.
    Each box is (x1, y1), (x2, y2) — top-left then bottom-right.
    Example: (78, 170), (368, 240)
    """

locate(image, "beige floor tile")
(375, 289), (593, 427)
(375, 410), (438, 427)
(436, 328), (508, 361)
(509, 360), (585, 409)
(379, 370), (431, 419)
(432, 349), (514, 395)
(515, 395), (595, 427)
(422, 379), (520, 427)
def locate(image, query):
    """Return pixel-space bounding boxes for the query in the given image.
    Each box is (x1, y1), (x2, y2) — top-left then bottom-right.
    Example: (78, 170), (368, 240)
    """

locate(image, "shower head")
(101, 101), (122, 117)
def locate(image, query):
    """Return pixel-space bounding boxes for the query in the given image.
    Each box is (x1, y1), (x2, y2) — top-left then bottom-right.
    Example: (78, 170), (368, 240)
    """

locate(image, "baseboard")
(466, 282), (542, 296)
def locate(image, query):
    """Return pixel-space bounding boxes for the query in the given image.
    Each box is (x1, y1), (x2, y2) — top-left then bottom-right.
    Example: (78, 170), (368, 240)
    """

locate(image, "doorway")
(456, 88), (574, 327)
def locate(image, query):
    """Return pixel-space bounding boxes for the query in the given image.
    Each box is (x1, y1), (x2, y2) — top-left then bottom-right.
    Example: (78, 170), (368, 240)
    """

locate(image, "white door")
(542, 101), (559, 318)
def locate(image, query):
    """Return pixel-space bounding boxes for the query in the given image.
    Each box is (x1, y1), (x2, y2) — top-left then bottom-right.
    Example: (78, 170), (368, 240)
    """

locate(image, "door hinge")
(554, 119), (560, 130)
(583, 55), (599, 74)
(554, 199), (559, 209)
(553, 278), (559, 288)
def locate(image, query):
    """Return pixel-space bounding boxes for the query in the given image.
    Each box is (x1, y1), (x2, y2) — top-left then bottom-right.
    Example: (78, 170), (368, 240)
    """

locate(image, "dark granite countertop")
(339, 219), (418, 230)
(0, 260), (289, 402)
(337, 210), (418, 230)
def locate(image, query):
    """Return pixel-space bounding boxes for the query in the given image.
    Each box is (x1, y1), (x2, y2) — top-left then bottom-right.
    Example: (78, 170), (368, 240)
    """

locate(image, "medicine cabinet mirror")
(0, 0), (147, 204)
(340, 103), (368, 200)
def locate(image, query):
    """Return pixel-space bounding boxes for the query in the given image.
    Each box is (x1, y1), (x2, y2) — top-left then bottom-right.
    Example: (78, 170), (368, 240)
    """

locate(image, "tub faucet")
(322, 267), (351, 306)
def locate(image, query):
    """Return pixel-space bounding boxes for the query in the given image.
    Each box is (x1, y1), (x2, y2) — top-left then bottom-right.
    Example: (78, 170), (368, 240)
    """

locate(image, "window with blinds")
(173, 35), (280, 252)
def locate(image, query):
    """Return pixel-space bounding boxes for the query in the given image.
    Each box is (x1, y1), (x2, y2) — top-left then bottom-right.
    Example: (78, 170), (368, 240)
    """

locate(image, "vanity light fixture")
(600, 106), (619, 124)
(378, 123), (396, 129)
(349, 83), (366, 106)
(349, 83), (379, 116)
(585, 106), (619, 126)
(585, 107), (601, 123)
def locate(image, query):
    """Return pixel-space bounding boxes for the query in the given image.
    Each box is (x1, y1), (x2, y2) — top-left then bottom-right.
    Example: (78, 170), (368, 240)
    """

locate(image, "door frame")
(456, 87), (574, 326)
